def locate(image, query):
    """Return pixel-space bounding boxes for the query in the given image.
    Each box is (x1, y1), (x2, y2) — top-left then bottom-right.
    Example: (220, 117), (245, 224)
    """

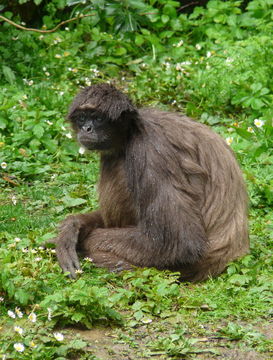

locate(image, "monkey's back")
(139, 109), (249, 280)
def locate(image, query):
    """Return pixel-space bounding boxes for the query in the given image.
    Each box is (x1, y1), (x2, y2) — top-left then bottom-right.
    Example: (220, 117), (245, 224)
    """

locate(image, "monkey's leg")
(81, 227), (161, 271)
(49, 211), (104, 277)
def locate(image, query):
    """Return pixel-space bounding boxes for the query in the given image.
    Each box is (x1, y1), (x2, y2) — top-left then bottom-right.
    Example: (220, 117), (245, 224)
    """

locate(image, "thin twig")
(178, 1), (199, 11)
(0, 14), (95, 33)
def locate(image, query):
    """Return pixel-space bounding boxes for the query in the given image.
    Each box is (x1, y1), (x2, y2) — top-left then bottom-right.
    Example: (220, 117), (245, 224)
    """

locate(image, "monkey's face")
(70, 110), (121, 151)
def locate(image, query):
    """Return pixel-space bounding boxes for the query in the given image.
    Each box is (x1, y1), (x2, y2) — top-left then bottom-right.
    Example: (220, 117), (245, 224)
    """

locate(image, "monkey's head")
(68, 83), (138, 151)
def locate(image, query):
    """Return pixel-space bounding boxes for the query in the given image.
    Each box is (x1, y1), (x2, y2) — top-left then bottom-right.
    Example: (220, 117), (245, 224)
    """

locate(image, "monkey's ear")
(68, 83), (138, 121)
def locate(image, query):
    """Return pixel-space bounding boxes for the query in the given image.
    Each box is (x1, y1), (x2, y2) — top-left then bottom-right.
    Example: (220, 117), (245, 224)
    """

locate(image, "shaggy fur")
(53, 83), (249, 281)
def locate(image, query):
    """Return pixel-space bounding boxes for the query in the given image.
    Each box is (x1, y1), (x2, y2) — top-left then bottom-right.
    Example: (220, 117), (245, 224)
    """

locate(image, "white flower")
(11, 196), (17, 205)
(65, 27), (69, 31)
(53, 332), (64, 341)
(141, 318), (152, 324)
(59, 91), (64, 96)
(176, 40), (184, 47)
(84, 257), (93, 262)
(43, 67), (47, 72)
(0, 296), (4, 302)
(55, 54), (62, 59)
(22, 248), (28, 253)
(196, 44), (201, 50)
(15, 307), (23, 318)
(176, 63), (184, 72)
(1, 162), (7, 169)
(39, 35), (44, 40)
(14, 237), (21, 243)
(28, 80), (34, 86)
(247, 127), (254, 133)
(14, 343), (25, 352)
(28, 312), (37, 323)
(51, 249), (56, 254)
(31, 249), (37, 254)
(30, 341), (36, 348)
(226, 137), (233, 146)
(75, 269), (83, 274)
(22, 95), (28, 100)
(46, 120), (53, 125)
(8, 310), (16, 319)
(206, 51), (212, 58)
(34, 257), (42, 262)
(79, 147), (86, 155)
(14, 326), (23, 335)
(45, 72), (50, 77)
(254, 119), (265, 128)
(66, 132), (73, 139)
(226, 57), (234, 65)
(47, 308), (53, 321)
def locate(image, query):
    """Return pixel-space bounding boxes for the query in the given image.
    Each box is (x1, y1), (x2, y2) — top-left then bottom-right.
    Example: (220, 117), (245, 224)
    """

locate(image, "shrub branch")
(0, 14), (95, 33)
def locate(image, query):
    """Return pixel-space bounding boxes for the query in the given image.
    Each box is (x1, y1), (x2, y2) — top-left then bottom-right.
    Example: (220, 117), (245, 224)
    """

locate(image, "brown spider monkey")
(49, 83), (249, 281)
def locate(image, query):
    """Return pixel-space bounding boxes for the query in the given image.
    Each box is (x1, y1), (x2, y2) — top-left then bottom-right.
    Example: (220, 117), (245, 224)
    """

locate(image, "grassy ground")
(0, 153), (272, 359)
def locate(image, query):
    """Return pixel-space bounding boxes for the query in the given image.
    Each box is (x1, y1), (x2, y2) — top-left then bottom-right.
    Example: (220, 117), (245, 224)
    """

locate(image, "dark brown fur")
(52, 83), (249, 281)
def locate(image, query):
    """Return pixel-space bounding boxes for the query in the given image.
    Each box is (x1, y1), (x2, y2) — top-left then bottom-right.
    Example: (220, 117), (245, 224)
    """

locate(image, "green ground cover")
(0, 1), (272, 358)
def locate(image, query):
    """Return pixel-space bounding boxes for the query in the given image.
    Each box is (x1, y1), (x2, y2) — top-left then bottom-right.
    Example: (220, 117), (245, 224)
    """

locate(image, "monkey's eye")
(77, 116), (87, 128)
(94, 117), (104, 126)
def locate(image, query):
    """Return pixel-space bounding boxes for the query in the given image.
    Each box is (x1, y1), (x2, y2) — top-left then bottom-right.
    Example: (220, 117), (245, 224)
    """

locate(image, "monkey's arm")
(50, 211), (104, 277)
(81, 182), (208, 271)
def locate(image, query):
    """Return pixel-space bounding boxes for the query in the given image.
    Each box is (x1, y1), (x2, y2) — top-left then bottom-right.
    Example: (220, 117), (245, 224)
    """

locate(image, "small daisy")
(28, 312), (37, 323)
(75, 269), (83, 274)
(11, 196), (17, 205)
(8, 310), (16, 319)
(30, 341), (37, 348)
(141, 318), (153, 324)
(65, 133), (73, 139)
(14, 237), (21, 243)
(254, 119), (265, 128)
(79, 147), (86, 155)
(247, 127), (254, 133)
(0, 297), (4, 302)
(206, 51), (212, 58)
(47, 307), (53, 321)
(1, 162), (7, 169)
(53, 332), (64, 341)
(176, 40), (184, 47)
(14, 326), (23, 335)
(226, 137), (233, 146)
(15, 308), (23, 318)
(14, 343), (25, 352)
(196, 44), (201, 50)
(84, 257), (93, 262)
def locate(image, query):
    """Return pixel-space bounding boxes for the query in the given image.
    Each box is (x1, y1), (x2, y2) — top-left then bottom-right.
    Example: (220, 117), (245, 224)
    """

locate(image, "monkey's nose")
(83, 124), (93, 133)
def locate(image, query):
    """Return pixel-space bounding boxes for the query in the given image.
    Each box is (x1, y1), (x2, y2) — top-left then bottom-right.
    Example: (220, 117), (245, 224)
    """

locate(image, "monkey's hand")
(47, 216), (81, 278)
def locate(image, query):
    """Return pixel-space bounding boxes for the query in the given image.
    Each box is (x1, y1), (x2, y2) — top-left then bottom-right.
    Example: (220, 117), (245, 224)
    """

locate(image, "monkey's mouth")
(78, 138), (110, 151)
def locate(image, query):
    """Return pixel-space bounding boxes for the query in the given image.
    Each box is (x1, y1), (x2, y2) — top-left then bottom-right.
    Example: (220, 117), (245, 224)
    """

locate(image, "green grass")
(0, 157), (272, 359)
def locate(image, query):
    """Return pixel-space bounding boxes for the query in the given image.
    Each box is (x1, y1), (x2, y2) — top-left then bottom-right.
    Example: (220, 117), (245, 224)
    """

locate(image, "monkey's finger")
(67, 246), (81, 271)
(55, 247), (77, 279)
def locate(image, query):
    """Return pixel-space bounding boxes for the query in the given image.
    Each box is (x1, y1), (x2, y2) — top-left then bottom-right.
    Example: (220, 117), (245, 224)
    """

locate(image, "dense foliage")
(0, 0), (272, 359)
